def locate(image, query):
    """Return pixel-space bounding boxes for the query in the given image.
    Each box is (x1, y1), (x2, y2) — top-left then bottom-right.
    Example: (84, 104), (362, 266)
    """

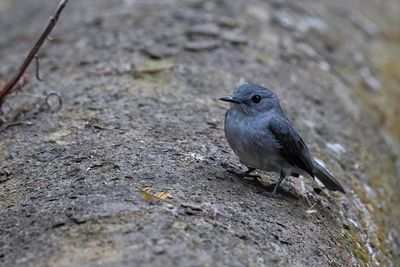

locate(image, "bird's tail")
(313, 160), (346, 193)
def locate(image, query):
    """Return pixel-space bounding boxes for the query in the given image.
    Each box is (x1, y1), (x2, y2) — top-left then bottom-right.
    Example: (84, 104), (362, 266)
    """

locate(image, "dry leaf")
(305, 202), (318, 214)
(305, 209), (318, 214)
(139, 186), (171, 202)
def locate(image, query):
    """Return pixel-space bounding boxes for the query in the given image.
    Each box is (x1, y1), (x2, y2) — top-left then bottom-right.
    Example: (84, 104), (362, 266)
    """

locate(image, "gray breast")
(224, 108), (284, 172)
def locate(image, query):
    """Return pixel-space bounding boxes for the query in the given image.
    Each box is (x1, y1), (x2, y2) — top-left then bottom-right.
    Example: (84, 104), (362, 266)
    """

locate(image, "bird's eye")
(251, 95), (261, 103)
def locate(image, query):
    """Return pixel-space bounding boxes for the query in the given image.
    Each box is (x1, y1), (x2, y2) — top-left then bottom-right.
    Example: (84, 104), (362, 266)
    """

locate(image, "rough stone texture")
(0, 0), (399, 266)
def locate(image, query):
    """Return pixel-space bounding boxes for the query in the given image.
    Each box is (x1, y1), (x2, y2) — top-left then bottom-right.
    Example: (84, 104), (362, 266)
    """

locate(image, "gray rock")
(184, 40), (219, 51)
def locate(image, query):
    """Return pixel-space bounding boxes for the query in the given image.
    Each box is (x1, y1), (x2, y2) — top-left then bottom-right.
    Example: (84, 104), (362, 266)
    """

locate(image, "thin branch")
(0, 0), (69, 107)
(35, 55), (43, 81)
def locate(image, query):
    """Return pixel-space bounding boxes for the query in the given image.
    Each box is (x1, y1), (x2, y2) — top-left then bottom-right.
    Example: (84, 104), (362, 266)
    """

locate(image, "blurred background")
(0, 0), (399, 266)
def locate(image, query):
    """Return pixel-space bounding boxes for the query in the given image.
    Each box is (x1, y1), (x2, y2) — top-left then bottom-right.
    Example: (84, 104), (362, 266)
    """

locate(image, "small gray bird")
(220, 83), (345, 197)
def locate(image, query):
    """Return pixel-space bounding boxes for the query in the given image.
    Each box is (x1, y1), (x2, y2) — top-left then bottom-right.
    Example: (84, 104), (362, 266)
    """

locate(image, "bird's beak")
(219, 96), (240, 104)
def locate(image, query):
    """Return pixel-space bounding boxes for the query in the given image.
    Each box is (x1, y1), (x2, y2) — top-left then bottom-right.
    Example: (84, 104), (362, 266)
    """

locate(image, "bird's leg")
(265, 169), (286, 197)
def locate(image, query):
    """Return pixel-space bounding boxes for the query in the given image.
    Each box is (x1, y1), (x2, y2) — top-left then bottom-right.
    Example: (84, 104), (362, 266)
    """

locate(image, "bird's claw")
(263, 190), (281, 198)
(260, 183), (283, 198)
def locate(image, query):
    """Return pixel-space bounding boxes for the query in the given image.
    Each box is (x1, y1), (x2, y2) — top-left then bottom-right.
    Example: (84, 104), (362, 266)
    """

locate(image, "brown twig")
(0, 0), (69, 107)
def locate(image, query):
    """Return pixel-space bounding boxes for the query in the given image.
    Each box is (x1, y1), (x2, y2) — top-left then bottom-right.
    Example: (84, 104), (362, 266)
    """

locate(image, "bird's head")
(219, 83), (281, 116)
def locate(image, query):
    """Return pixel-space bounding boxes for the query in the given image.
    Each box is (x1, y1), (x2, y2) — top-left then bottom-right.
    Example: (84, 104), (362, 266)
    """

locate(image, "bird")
(219, 83), (346, 197)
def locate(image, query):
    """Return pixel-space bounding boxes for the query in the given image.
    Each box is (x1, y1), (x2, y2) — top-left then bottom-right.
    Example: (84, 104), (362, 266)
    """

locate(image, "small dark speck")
(113, 164), (121, 170)
(342, 223), (350, 230)
(220, 162), (229, 168)
(52, 222), (66, 229)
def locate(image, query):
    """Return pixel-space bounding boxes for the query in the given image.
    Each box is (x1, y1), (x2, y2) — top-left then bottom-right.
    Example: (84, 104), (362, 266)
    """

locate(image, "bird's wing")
(268, 116), (314, 177)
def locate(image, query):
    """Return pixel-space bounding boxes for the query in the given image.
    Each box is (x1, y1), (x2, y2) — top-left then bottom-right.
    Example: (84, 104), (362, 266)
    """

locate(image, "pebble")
(350, 12), (379, 37)
(360, 67), (381, 92)
(221, 31), (247, 45)
(327, 143), (346, 155)
(187, 23), (220, 37)
(184, 40), (219, 51)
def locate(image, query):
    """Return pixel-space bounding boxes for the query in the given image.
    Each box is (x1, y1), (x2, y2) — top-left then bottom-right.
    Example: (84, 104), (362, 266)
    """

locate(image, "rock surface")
(0, 0), (399, 266)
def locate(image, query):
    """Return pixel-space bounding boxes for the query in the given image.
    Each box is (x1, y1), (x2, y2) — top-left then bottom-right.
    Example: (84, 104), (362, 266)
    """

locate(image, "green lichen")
(353, 182), (393, 265)
(344, 229), (370, 266)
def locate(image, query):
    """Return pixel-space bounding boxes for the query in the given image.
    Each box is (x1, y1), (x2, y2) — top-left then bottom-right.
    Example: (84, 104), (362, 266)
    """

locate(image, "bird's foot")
(261, 183), (282, 198)
(263, 190), (281, 198)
